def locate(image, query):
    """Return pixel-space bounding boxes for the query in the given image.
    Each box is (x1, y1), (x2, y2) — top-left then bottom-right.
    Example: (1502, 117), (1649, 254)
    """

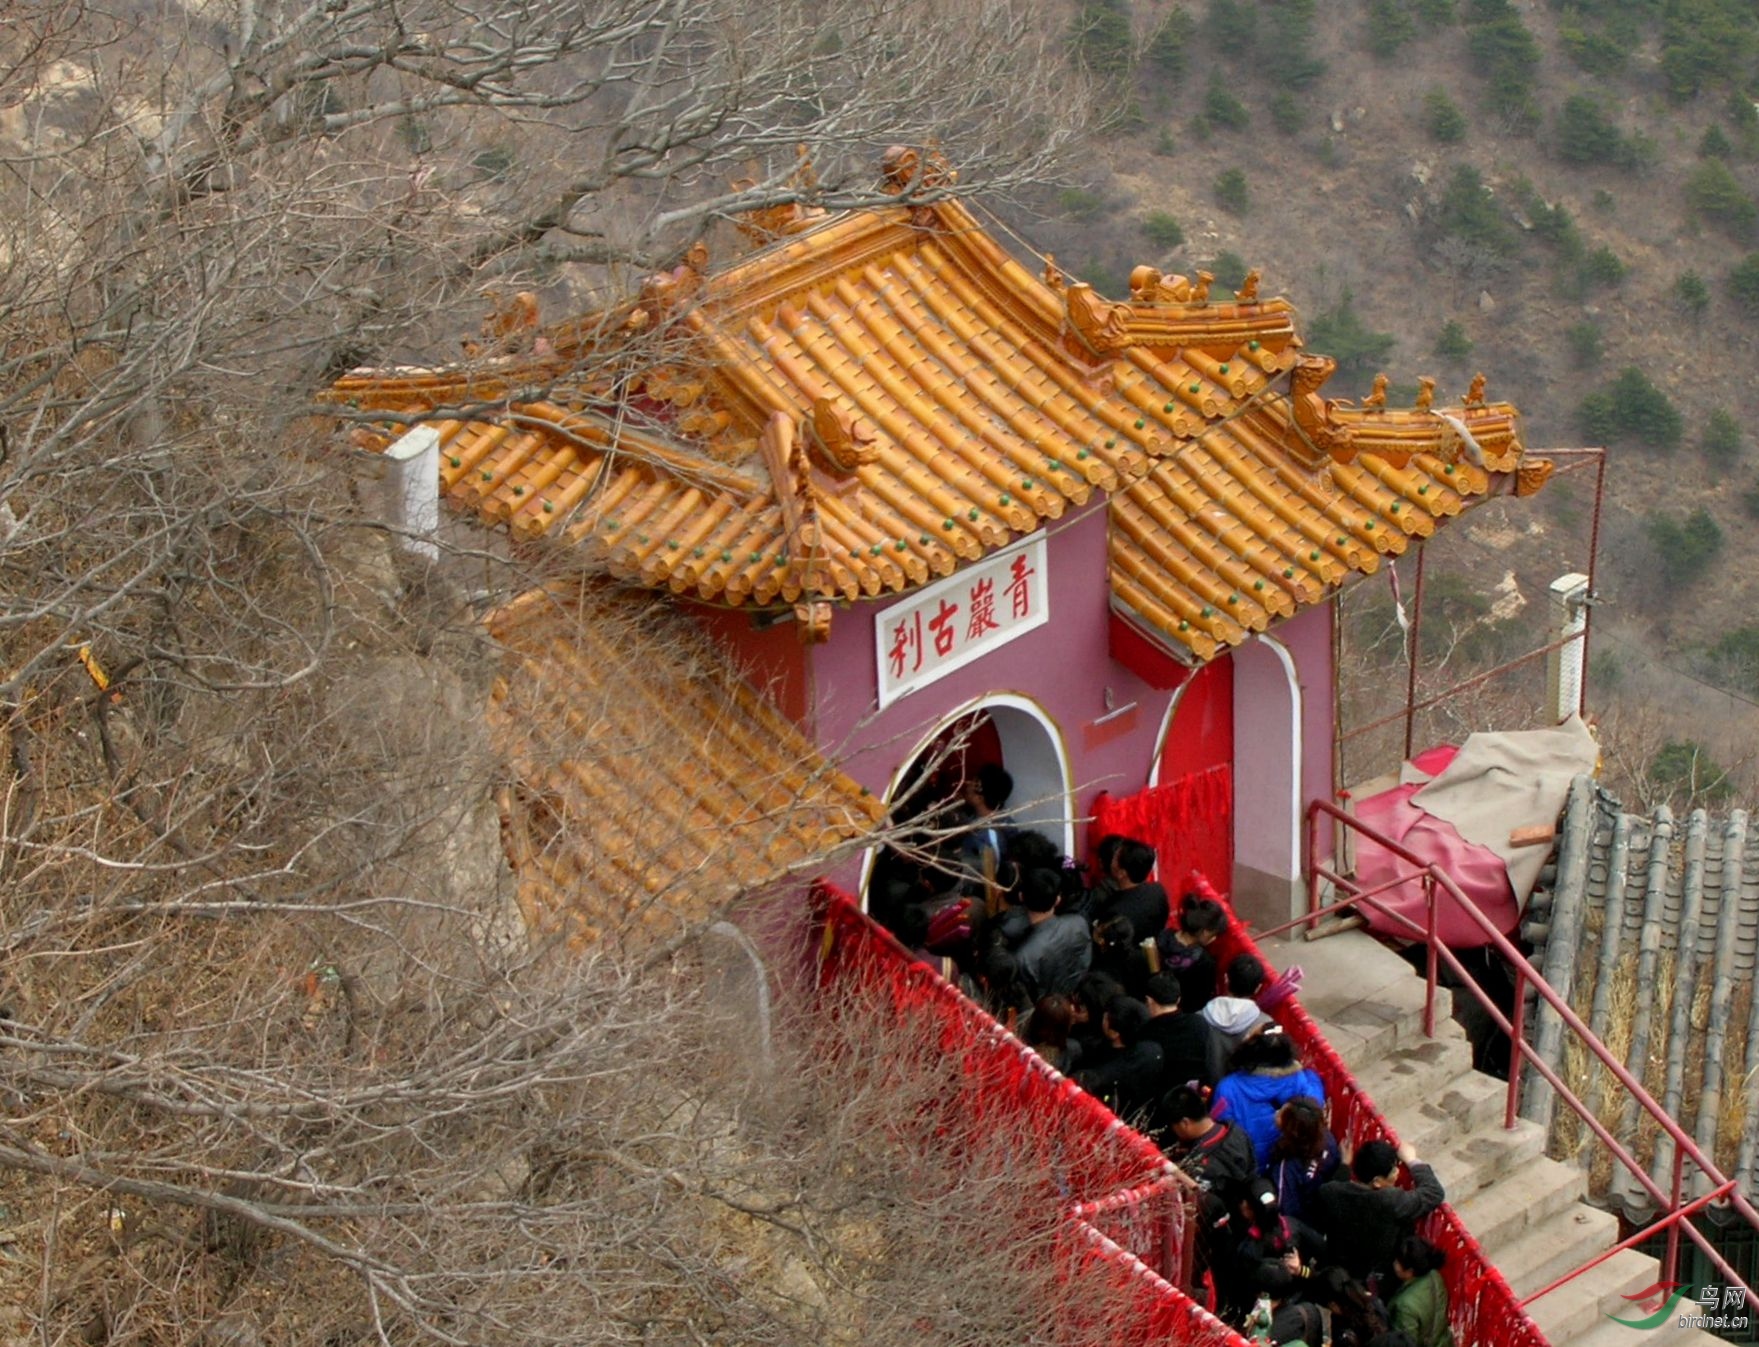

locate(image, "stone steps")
(1273, 928), (1725, 1347)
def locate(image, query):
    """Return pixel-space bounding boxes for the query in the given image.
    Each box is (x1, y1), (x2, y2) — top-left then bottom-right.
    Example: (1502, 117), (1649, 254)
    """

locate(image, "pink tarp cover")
(1350, 746), (1519, 948)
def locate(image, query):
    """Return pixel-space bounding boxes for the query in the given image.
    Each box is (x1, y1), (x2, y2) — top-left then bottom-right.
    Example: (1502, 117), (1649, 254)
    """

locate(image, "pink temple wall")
(690, 496), (1338, 909)
(807, 503), (1181, 889)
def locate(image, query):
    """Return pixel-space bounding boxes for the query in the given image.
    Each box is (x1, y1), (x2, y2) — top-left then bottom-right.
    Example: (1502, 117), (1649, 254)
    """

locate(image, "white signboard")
(875, 532), (1050, 708)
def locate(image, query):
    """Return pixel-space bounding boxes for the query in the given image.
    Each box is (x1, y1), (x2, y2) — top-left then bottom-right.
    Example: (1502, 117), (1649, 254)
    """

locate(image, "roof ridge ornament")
(1288, 353), (1360, 465)
(731, 145), (829, 246)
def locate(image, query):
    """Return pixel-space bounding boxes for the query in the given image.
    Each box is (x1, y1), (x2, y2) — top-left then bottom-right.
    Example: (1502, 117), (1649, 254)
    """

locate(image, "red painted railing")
(1297, 797), (1759, 1312)
(811, 871), (1578, 1347)
(1194, 872), (1552, 1347)
(811, 883), (1247, 1347)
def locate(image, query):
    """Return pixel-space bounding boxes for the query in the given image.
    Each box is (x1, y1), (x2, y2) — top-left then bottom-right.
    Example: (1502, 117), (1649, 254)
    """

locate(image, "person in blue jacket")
(1211, 1025), (1327, 1173)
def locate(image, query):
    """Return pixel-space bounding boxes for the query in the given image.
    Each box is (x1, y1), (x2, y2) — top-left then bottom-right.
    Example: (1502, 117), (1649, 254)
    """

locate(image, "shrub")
(1592, 188), (1616, 214)
(1154, 126), (1178, 156)
(1205, 77), (1250, 130)
(1435, 165), (1520, 255)
(1259, 0), (1326, 86)
(1685, 159), (1757, 239)
(1707, 626), (1759, 695)
(1141, 211), (1185, 249)
(1146, 7), (1196, 74)
(1646, 738), (1732, 803)
(1214, 168), (1251, 215)
(1204, 0), (1257, 56)
(1660, 0), (1756, 101)
(1644, 510), (1724, 587)
(1729, 253), (1759, 315)
(1417, 0), (1455, 19)
(1434, 320), (1474, 359)
(1699, 125), (1733, 159)
(1307, 291), (1397, 373)
(1070, 0), (1136, 78)
(1576, 367), (1684, 450)
(1675, 269), (1711, 316)
(1701, 407), (1742, 468)
(1270, 92), (1304, 135)
(1422, 90), (1468, 143)
(472, 146), (516, 179)
(1209, 250), (1250, 292)
(1466, 12), (1542, 131)
(1556, 94), (1627, 165)
(1559, 24), (1627, 76)
(1058, 186), (1107, 222)
(1743, 481), (1759, 518)
(1578, 245), (1627, 289)
(1367, 0), (1418, 59)
(1565, 321), (1604, 367)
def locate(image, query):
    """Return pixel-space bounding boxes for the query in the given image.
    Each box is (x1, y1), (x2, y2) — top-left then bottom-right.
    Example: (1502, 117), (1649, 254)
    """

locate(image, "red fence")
(812, 883), (1247, 1347)
(1197, 868), (1553, 1347)
(813, 872), (1552, 1347)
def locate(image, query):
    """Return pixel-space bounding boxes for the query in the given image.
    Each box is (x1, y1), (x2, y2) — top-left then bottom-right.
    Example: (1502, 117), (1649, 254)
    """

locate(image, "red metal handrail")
(1300, 797), (1759, 1308)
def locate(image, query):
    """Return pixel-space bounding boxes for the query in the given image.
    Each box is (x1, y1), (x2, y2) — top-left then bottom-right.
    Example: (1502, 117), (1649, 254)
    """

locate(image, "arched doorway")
(1230, 635), (1303, 929)
(862, 695), (1073, 920)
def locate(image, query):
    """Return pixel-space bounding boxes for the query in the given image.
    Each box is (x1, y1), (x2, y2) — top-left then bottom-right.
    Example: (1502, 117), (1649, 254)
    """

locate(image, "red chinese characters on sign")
(888, 611), (923, 679)
(928, 598), (959, 656)
(875, 533), (1050, 707)
(966, 578), (998, 641)
(1006, 553), (1035, 620)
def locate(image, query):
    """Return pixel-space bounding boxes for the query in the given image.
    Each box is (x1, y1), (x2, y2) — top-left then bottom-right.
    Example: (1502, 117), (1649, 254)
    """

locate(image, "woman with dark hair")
(1389, 1236), (1452, 1347)
(1067, 970), (1125, 1062)
(1316, 1266), (1391, 1347)
(1212, 1027), (1327, 1171)
(1091, 913), (1152, 995)
(1269, 1095), (1341, 1223)
(1157, 893), (1227, 1014)
(1023, 994), (1078, 1073)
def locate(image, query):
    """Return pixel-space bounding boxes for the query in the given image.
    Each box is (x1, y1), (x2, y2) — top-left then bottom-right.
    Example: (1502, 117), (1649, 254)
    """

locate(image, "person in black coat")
(1313, 1139), (1446, 1292)
(1094, 838), (1170, 941)
(1074, 996), (1165, 1122)
(1141, 972), (1217, 1090)
(1160, 1084), (1257, 1295)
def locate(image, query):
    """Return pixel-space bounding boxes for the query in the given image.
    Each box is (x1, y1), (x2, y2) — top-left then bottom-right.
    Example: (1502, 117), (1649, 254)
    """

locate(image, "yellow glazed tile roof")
(489, 585), (884, 944)
(1110, 360), (1543, 662)
(330, 197), (1298, 616)
(332, 184), (1546, 659)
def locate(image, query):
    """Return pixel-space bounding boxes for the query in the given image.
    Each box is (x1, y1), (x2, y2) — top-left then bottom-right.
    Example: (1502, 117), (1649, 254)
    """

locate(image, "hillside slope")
(1020, 0), (1759, 796)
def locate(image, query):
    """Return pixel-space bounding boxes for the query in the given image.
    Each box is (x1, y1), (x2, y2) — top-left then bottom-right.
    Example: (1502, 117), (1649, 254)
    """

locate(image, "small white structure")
(1545, 573), (1591, 725)
(381, 426), (440, 559)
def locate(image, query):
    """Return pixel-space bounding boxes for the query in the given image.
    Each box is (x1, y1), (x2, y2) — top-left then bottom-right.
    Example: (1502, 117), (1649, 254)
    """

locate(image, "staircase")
(1279, 928), (1724, 1347)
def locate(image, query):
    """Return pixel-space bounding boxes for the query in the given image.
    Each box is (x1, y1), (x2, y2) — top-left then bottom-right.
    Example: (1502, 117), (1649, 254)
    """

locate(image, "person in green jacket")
(1389, 1235), (1454, 1347)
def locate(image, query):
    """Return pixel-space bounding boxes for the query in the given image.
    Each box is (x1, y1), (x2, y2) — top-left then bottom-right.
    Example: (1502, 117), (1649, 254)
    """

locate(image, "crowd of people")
(869, 769), (1453, 1347)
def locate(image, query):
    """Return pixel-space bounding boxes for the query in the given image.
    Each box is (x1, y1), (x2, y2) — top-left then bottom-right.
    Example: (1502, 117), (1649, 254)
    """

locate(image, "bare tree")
(0, 1), (1099, 1340)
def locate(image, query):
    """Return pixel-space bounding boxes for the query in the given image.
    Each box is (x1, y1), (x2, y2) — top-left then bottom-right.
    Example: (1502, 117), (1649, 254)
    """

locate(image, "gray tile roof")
(1524, 775), (1759, 1220)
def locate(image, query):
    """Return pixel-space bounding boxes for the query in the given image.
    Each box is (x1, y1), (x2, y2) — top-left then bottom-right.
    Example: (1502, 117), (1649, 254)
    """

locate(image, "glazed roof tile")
(1528, 776), (1759, 1216)
(1110, 393), (1530, 662)
(333, 194), (1544, 659)
(489, 585), (884, 943)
